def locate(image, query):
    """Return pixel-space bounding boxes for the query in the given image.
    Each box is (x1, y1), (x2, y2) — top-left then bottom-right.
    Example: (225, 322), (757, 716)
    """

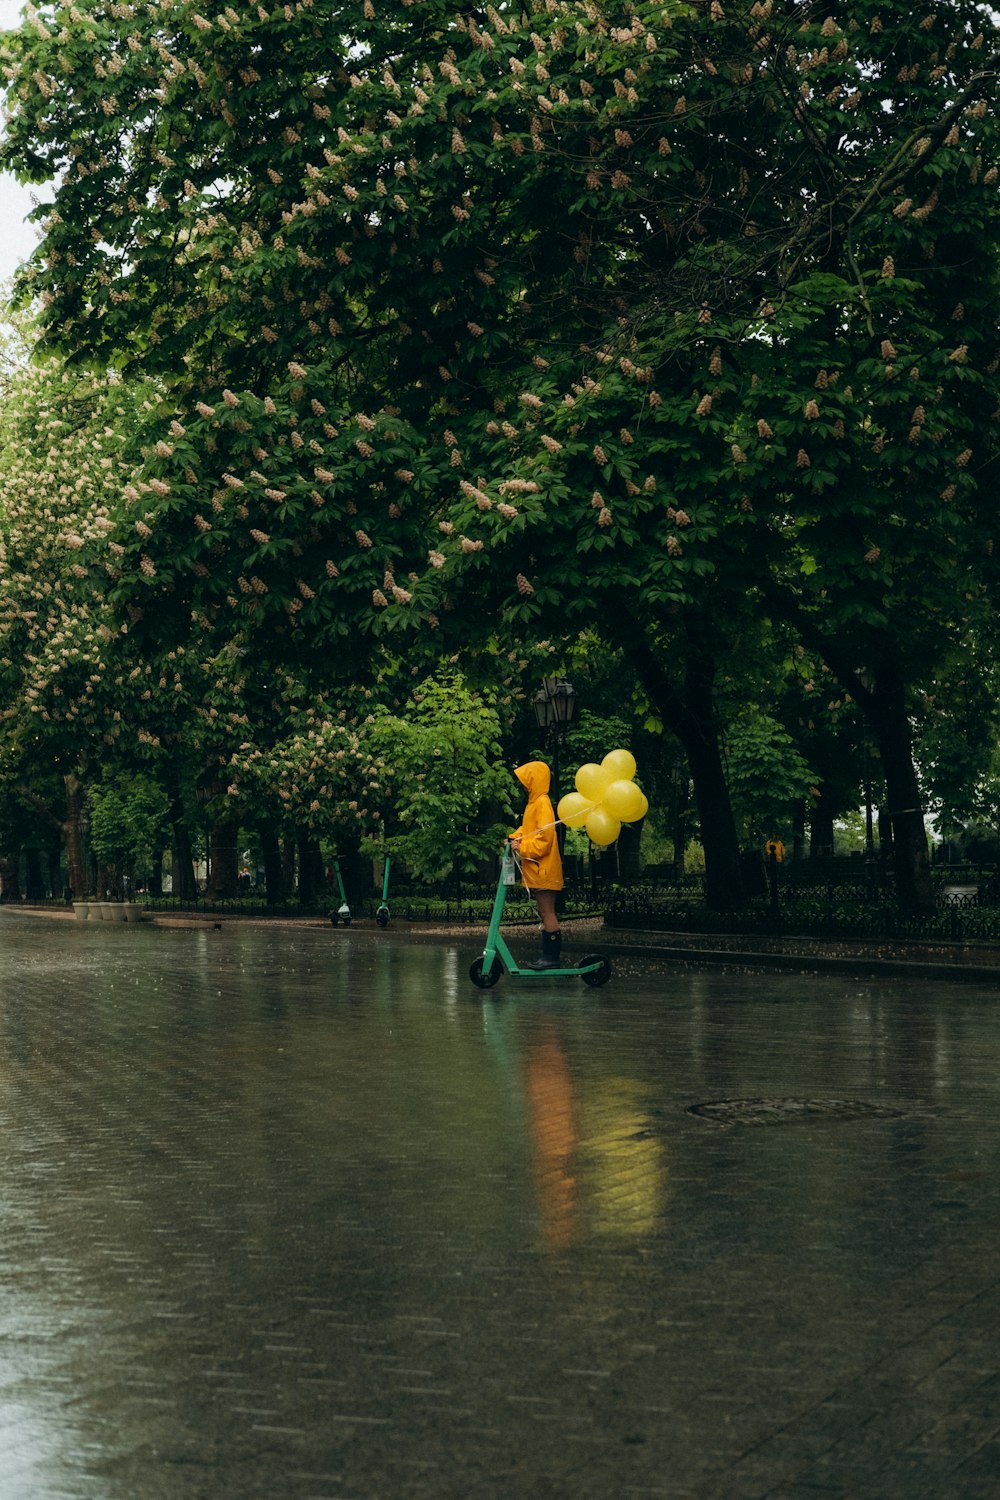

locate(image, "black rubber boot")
(524, 930), (562, 970)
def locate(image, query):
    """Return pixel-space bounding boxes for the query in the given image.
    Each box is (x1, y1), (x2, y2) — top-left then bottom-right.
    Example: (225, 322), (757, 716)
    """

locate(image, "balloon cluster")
(557, 749), (649, 848)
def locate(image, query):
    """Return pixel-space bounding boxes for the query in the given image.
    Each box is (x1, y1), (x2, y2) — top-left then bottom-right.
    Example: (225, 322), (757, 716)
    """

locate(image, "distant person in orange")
(510, 760), (564, 969)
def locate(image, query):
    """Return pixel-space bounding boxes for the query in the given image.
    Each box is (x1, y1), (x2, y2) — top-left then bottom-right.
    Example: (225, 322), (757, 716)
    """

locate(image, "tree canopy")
(1, 0), (998, 908)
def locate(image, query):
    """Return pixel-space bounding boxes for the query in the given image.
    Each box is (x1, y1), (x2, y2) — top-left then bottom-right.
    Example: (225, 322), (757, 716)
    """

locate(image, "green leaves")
(0, 0), (997, 893)
(369, 671), (512, 880)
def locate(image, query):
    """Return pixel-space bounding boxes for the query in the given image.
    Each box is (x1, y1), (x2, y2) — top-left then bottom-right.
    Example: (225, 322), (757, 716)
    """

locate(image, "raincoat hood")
(515, 761), (551, 800)
(510, 760), (562, 891)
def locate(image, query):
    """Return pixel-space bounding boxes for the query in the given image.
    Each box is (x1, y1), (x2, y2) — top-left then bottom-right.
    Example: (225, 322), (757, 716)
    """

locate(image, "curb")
(593, 938), (1000, 983)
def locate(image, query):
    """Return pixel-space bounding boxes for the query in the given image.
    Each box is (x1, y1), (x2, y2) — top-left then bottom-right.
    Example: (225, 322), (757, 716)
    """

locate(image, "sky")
(0, 0), (47, 286)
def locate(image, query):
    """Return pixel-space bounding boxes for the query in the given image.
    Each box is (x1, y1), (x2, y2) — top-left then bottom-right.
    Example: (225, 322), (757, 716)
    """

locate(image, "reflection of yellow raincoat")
(511, 761), (564, 891)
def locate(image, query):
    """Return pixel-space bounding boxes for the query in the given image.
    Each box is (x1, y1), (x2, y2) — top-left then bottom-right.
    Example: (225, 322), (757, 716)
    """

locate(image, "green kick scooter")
(329, 858), (352, 926)
(375, 854), (391, 928)
(468, 844), (611, 990)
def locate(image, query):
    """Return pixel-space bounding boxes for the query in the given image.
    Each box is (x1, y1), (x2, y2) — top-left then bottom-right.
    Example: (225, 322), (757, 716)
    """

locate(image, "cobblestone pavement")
(3, 912), (1000, 1500)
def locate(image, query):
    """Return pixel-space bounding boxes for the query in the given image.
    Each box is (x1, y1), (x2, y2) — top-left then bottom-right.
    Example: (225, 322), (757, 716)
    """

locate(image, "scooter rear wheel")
(376, 907), (390, 928)
(579, 954), (612, 987)
(469, 955), (502, 988)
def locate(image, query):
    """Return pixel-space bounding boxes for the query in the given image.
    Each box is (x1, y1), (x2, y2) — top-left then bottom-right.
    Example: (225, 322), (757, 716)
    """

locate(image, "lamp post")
(532, 675), (576, 853)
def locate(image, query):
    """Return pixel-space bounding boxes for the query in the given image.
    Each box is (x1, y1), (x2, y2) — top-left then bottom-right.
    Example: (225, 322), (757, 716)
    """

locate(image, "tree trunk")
(48, 837), (65, 900)
(806, 636), (933, 915)
(336, 832), (364, 907)
(25, 847), (45, 900)
(866, 677), (934, 915)
(616, 622), (744, 908)
(262, 830), (285, 905)
(297, 836), (323, 904)
(618, 815), (645, 880)
(64, 775), (88, 898)
(809, 804), (835, 859)
(165, 772), (198, 900)
(208, 817), (240, 900)
(0, 851), (22, 902)
(681, 714), (743, 908)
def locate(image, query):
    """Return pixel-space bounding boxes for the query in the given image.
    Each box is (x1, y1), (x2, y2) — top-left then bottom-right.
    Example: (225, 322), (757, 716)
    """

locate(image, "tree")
(87, 772), (170, 897)
(0, 341), (147, 896)
(722, 708), (817, 849)
(370, 671), (512, 882)
(3, 0), (998, 916)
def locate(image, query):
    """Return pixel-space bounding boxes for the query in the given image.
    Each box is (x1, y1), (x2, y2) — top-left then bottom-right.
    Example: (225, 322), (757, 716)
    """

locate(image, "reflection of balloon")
(600, 748), (637, 782)
(585, 807), (621, 847)
(603, 779), (648, 822)
(557, 791), (593, 829)
(575, 762), (611, 801)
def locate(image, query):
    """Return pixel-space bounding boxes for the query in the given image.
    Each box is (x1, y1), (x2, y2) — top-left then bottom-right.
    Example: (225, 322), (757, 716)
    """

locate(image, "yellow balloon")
(601, 748), (637, 782)
(575, 762), (612, 802)
(557, 791), (593, 829)
(603, 779), (648, 822)
(585, 807), (621, 847)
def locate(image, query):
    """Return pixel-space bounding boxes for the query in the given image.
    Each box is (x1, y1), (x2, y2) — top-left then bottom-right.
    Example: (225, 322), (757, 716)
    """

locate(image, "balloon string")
(506, 843), (531, 895)
(507, 820), (565, 894)
(508, 818), (562, 844)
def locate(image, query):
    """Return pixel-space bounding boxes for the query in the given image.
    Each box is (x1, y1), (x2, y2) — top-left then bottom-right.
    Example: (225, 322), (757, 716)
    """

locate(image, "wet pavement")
(2, 913), (1000, 1499)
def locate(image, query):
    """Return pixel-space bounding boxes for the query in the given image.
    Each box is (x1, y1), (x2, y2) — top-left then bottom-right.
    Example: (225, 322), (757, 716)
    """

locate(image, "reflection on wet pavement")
(2, 914), (1000, 1498)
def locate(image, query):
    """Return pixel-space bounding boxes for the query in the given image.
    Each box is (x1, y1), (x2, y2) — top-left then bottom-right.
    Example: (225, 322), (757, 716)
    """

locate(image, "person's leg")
(525, 890), (562, 968)
(535, 889), (559, 932)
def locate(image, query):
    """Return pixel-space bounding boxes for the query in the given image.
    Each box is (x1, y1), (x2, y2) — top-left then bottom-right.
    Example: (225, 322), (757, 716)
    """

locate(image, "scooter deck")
(505, 962), (603, 979)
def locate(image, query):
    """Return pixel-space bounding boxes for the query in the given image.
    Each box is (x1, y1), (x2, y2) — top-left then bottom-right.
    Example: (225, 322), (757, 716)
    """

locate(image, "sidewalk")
(21, 901), (1000, 980)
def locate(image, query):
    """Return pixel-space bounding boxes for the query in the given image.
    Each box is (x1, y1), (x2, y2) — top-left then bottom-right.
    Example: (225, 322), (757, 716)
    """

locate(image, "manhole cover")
(688, 1096), (905, 1126)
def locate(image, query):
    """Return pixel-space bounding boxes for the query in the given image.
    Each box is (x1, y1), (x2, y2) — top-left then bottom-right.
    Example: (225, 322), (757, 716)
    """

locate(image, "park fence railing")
(137, 873), (607, 927)
(21, 858), (1000, 945)
(604, 865), (1000, 946)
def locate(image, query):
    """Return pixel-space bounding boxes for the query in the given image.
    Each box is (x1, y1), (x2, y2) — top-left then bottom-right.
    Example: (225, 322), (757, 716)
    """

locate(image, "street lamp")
(532, 675), (576, 740)
(533, 673), (576, 743)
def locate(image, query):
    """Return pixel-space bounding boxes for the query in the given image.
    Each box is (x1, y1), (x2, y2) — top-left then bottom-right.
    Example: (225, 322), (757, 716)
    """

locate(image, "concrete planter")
(122, 903), (141, 923)
(73, 901), (91, 921)
(105, 902), (127, 922)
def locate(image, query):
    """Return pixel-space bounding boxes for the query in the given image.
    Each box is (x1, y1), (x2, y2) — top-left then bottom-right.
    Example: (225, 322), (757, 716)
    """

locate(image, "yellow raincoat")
(511, 761), (564, 892)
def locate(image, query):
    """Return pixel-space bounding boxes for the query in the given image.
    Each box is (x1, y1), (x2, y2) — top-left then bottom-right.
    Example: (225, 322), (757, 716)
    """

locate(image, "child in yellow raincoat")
(510, 760), (564, 969)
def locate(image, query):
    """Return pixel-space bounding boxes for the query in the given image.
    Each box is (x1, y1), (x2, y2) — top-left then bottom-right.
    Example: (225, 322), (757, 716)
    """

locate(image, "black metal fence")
(24, 858), (1000, 945)
(135, 877), (607, 927)
(604, 870), (1000, 946)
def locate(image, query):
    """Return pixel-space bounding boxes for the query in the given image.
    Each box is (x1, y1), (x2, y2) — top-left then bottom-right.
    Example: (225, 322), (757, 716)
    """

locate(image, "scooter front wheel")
(376, 907), (390, 928)
(469, 955), (502, 989)
(579, 954), (612, 987)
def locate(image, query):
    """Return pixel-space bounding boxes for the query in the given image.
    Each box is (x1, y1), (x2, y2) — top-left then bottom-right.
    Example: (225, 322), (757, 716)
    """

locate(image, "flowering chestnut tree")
(0, 345), (145, 893)
(3, 0), (999, 910)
